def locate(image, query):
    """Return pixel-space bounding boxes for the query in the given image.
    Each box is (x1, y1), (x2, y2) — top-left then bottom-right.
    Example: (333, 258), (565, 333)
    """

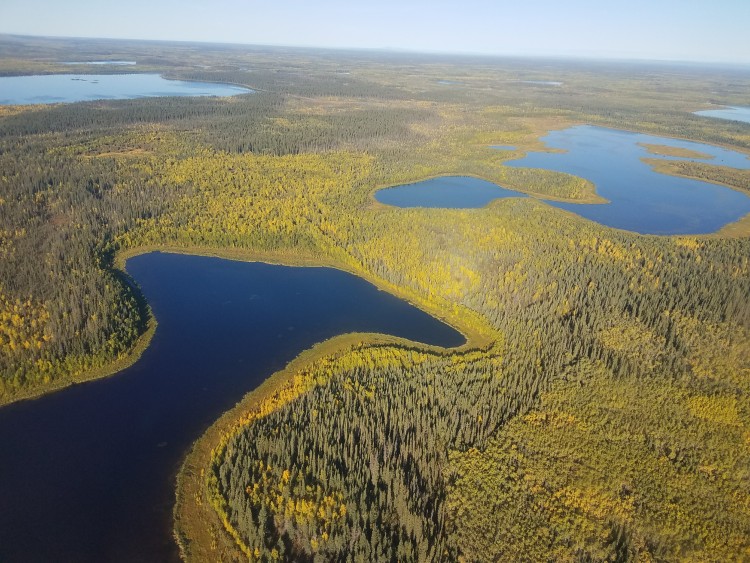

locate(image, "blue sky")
(1, 0), (749, 64)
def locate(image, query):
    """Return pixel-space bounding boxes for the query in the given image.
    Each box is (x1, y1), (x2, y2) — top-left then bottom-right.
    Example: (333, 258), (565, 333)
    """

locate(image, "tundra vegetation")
(1, 34), (749, 561)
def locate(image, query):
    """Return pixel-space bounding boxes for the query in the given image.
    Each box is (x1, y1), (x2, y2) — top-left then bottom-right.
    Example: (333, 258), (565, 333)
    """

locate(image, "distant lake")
(694, 106), (750, 124)
(522, 80), (563, 86)
(62, 61), (137, 66)
(0, 253), (463, 562)
(376, 126), (750, 234)
(0, 73), (252, 105)
(505, 125), (750, 234)
(375, 176), (525, 208)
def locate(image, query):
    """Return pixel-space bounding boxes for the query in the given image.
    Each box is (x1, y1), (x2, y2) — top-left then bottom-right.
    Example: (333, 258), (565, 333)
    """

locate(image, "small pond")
(0, 252), (463, 562)
(0, 73), (252, 105)
(375, 175), (525, 208)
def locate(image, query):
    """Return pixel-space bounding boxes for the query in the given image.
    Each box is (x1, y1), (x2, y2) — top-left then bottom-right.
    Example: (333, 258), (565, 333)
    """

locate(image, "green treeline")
(173, 69), (408, 100)
(215, 346), (516, 561)
(0, 93), (282, 137)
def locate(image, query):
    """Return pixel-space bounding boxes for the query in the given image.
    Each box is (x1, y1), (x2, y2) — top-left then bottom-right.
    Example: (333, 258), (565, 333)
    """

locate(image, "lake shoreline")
(0, 242), (489, 409)
(638, 142), (716, 160)
(0, 315), (157, 408)
(504, 125), (750, 234)
(0, 247), (481, 562)
(115, 244), (495, 349)
(371, 171), (608, 208)
(113, 245), (496, 562)
(644, 158), (750, 196)
(110, 244), (495, 561)
(173, 331), (476, 561)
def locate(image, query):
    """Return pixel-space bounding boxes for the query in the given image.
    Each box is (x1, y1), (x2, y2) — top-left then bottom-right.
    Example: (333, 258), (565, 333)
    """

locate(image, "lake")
(522, 80), (563, 86)
(375, 126), (750, 235)
(375, 175), (525, 208)
(506, 125), (750, 234)
(62, 61), (137, 66)
(0, 252), (463, 563)
(694, 106), (750, 124)
(0, 73), (252, 105)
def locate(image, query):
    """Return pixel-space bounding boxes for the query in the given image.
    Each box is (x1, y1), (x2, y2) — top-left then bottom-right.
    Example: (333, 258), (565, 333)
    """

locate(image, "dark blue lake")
(694, 106), (750, 124)
(0, 252), (463, 563)
(0, 74), (252, 105)
(505, 125), (750, 234)
(375, 175), (525, 208)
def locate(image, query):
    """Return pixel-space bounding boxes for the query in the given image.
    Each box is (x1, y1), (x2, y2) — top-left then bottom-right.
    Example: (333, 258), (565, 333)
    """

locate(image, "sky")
(1, 0), (749, 64)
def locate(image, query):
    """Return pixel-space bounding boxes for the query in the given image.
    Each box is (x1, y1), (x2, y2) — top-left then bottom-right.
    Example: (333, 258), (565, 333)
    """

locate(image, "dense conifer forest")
(1, 35), (749, 561)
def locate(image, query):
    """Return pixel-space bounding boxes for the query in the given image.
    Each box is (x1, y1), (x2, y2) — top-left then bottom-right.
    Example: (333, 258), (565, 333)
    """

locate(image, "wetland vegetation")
(0, 34), (749, 561)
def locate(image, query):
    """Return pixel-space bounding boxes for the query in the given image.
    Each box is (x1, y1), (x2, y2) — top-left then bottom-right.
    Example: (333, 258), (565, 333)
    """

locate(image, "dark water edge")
(0, 252), (463, 563)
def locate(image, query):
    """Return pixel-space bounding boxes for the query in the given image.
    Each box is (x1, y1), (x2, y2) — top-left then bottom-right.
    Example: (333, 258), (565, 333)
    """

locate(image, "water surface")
(62, 61), (137, 66)
(377, 126), (750, 234)
(694, 106), (750, 124)
(522, 80), (563, 86)
(0, 252), (463, 562)
(0, 73), (252, 105)
(505, 125), (750, 234)
(375, 175), (525, 208)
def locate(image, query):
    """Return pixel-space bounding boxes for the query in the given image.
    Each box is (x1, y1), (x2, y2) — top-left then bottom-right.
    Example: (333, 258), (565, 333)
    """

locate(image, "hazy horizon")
(3, 32), (750, 70)
(1, 0), (749, 66)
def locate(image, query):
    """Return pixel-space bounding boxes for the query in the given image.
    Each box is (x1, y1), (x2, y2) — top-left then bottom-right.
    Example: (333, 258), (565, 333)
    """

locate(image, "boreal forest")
(1, 35), (749, 561)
